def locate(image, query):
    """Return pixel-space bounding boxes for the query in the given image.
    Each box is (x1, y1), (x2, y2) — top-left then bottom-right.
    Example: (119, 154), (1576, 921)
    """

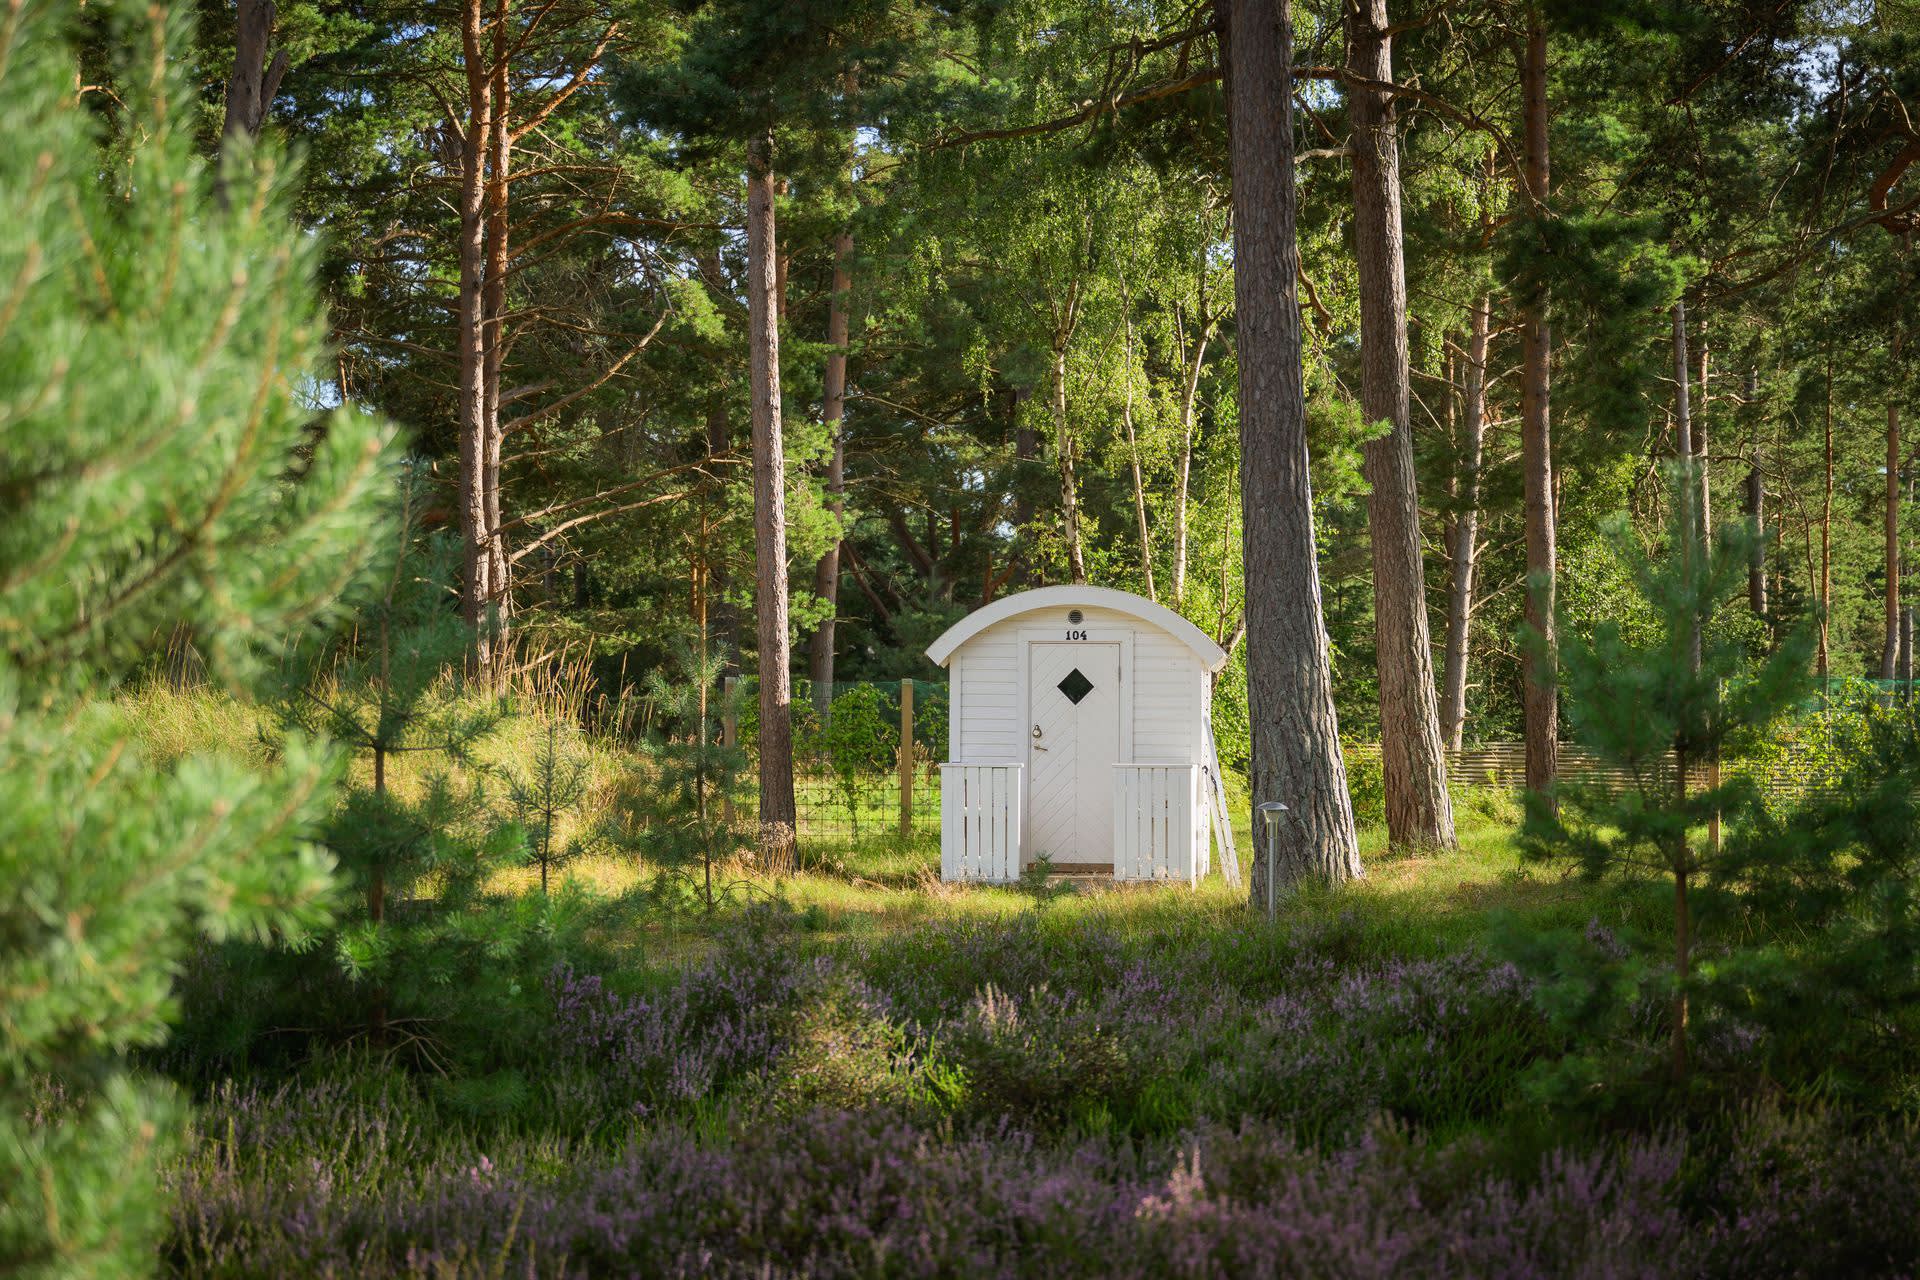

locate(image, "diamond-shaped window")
(1057, 668), (1094, 705)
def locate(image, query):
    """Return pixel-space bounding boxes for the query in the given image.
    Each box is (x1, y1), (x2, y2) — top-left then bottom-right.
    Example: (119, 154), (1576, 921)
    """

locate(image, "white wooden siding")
(940, 763), (1023, 882)
(1113, 763), (1203, 882)
(955, 606), (1202, 766)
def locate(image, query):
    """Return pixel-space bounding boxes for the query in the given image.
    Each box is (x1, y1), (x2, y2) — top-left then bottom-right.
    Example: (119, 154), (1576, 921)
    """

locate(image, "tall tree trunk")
(1674, 301), (1702, 674)
(1695, 327), (1712, 535)
(1820, 351), (1834, 679)
(746, 131), (799, 872)
(1885, 326), (1904, 678)
(456, 0), (495, 675)
(809, 225), (854, 716)
(1051, 341), (1088, 583)
(1744, 367), (1767, 618)
(1119, 305), (1156, 599)
(1012, 388), (1037, 586)
(1518, 14), (1558, 799)
(1220, 0), (1362, 893)
(1441, 293), (1490, 752)
(1670, 742), (1691, 1084)
(1170, 280), (1216, 606)
(701, 249), (739, 677)
(1347, 0), (1454, 849)
(218, 0), (288, 158)
(480, 2), (513, 682)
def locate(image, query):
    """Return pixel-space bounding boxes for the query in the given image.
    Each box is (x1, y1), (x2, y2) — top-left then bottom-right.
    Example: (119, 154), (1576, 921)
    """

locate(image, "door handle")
(1031, 724), (1047, 751)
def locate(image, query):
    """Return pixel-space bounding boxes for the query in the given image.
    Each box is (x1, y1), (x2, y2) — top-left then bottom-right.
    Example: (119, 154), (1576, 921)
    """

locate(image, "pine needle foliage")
(274, 480), (508, 913)
(0, 1), (396, 1273)
(1518, 464), (1813, 1092)
(638, 643), (751, 914)
(271, 483), (521, 1042)
(500, 717), (600, 894)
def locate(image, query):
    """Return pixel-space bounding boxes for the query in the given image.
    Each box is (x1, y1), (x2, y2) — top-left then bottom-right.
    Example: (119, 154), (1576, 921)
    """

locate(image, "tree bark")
(1441, 293), (1490, 752)
(1671, 742), (1691, 1085)
(1886, 337), (1903, 679)
(1012, 388), (1037, 586)
(1347, 0), (1454, 849)
(219, 0), (288, 151)
(1051, 340), (1088, 583)
(700, 249), (739, 676)
(1744, 367), (1767, 618)
(1170, 280), (1216, 606)
(1695, 328), (1712, 536)
(1119, 304), (1156, 599)
(1820, 351), (1834, 679)
(1674, 301), (1702, 675)
(746, 131), (799, 872)
(1220, 0), (1362, 894)
(1044, 339), (1090, 579)
(480, 0), (513, 680)
(809, 225), (855, 716)
(456, 0), (495, 675)
(1518, 15), (1558, 800)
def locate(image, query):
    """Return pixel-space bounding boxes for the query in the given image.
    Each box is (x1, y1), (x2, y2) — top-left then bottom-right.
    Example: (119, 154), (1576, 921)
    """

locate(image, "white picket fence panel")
(939, 763), (1024, 882)
(1113, 763), (1203, 883)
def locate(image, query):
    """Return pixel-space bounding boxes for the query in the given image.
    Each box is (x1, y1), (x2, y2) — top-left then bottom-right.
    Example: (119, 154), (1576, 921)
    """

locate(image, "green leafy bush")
(820, 684), (897, 836)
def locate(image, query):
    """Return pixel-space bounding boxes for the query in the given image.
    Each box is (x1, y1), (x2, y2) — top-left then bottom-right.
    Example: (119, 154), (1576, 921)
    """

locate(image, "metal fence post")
(899, 679), (914, 837)
(721, 675), (738, 827)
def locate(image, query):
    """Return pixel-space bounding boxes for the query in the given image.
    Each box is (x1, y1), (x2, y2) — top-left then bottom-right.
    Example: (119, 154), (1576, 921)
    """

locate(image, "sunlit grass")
(116, 682), (1617, 958)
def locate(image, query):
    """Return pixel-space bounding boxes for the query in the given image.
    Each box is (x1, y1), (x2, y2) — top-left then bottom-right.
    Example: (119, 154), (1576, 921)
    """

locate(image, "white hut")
(925, 585), (1234, 884)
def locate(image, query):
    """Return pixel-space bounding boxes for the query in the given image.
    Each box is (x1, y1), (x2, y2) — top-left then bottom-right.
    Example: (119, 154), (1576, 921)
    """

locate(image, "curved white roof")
(924, 584), (1229, 672)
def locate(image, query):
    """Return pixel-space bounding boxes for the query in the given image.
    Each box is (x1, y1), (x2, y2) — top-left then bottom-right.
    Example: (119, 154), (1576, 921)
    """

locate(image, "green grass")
(115, 681), (1633, 960)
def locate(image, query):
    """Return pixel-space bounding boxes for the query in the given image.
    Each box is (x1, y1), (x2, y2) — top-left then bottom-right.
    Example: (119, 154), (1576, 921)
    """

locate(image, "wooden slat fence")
(1113, 764), (1203, 883)
(940, 763), (1022, 882)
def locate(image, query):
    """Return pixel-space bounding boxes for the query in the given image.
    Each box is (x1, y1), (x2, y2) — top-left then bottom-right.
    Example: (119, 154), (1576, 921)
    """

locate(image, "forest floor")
(137, 690), (1920, 1277)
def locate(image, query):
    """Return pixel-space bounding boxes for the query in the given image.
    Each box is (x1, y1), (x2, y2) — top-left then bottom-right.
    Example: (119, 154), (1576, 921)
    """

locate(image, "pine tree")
(0, 2), (395, 1272)
(638, 643), (752, 915)
(500, 717), (599, 895)
(1522, 465), (1812, 1084)
(272, 481), (515, 1042)
(1222, 0), (1363, 888)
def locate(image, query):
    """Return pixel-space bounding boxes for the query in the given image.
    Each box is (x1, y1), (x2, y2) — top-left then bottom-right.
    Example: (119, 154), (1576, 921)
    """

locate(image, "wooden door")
(1026, 641), (1121, 865)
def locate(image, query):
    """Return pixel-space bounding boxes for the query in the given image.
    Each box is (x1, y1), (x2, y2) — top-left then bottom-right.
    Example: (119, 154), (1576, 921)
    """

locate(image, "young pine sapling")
(1521, 464), (1811, 1086)
(638, 644), (752, 914)
(500, 717), (600, 894)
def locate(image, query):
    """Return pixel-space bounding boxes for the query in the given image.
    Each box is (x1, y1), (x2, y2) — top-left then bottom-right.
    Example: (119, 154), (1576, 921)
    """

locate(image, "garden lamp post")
(1257, 802), (1288, 920)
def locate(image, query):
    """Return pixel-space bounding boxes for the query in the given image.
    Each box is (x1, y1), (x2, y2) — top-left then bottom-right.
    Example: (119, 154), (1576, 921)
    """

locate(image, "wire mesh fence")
(725, 677), (947, 846)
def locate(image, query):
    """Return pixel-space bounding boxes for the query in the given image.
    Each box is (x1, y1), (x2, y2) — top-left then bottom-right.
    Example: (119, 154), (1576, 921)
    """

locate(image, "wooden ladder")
(1202, 721), (1242, 888)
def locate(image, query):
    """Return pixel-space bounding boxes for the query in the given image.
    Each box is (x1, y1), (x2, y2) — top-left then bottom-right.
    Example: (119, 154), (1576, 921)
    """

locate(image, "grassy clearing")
(118, 681), (1622, 955)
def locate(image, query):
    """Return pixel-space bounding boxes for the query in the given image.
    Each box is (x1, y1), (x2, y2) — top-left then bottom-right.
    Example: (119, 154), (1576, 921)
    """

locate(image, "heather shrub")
(754, 976), (954, 1118)
(165, 1084), (1920, 1280)
(942, 984), (1139, 1125)
(1695, 1108), (1920, 1277)
(856, 913), (1131, 1022)
(544, 904), (829, 1116)
(1201, 952), (1543, 1141)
